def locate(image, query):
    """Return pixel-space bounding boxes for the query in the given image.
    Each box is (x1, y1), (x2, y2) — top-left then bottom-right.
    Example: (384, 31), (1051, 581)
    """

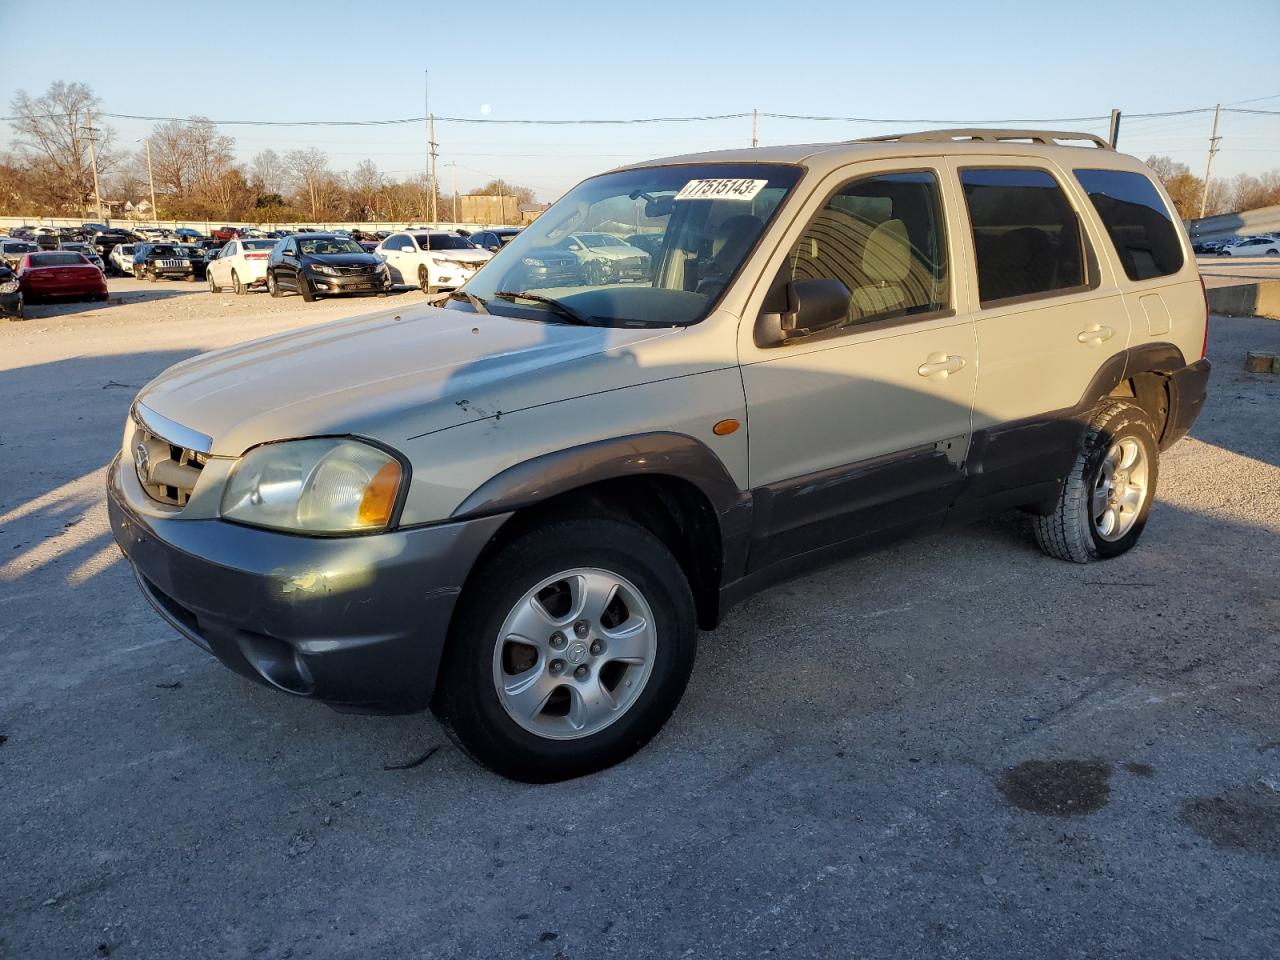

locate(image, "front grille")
(131, 424), (207, 506)
(335, 264), (374, 275)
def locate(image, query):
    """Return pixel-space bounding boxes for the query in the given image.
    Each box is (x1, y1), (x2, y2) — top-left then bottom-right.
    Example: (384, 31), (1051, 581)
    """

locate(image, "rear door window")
(959, 168), (1089, 305)
(1073, 169), (1184, 281)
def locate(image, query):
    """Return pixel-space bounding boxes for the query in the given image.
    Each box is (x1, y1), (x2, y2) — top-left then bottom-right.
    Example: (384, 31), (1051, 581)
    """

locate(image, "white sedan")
(108, 244), (136, 276)
(206, 238), (276, 294)
(374, 231), (492, 293)
(1220, 235), (1280, 257)
(557, 232), (652, 284)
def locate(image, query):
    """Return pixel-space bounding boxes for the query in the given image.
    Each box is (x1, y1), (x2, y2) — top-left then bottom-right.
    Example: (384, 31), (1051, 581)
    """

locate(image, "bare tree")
(345, 160), (387, 220)
(8, 81), (116, 218)
(249, 148), (287, 197)
(285, 148), (334, 220)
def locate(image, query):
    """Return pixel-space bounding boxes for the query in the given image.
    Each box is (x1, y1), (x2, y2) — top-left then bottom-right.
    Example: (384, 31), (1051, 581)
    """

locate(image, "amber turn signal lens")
(357, 460), (402, 526)
(713, 418), (740, 436)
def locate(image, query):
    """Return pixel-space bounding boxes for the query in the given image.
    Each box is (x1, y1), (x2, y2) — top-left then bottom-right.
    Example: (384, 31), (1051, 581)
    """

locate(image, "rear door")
(739, 161), (977, 570)
(946, 158), (1130, 504)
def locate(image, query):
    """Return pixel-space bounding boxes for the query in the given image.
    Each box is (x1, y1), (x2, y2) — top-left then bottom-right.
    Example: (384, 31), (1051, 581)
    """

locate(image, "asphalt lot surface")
(1, 278), (1279, 959)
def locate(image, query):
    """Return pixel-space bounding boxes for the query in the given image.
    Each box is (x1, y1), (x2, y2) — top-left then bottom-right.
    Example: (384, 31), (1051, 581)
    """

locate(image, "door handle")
(1076, 324), (1115, 344)
(917, 353), (966, 380)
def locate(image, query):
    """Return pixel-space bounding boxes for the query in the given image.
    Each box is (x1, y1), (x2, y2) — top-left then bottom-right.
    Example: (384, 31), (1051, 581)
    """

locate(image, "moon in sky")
(480, 104), (492, 115)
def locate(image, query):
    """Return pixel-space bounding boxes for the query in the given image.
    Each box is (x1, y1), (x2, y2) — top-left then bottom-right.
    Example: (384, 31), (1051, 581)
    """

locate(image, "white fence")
(0, 216), (512, 233)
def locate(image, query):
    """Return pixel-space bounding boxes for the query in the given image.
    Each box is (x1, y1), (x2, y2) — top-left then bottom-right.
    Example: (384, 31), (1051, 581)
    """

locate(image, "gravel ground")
(1, 278), (1278, 959)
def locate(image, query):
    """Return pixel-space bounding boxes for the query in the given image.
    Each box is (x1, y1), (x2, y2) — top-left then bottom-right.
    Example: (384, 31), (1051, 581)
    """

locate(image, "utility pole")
(429, 113), (439, 225)
(751, 108), (758, 148)
(1199, 103), (1222, 220)
(1107, 108), (1122, 148)
(84, 112), (105, 224)
(451, 161), (458, 223)
(144, 138), (158, 224)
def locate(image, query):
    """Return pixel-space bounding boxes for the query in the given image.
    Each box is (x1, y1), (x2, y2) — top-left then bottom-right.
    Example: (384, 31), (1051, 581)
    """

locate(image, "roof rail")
(859, 128), (1113, 149)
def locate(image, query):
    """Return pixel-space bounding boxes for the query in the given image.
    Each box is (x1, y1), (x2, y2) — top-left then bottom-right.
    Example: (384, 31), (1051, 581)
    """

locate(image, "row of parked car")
(1191, 233), (1280, 256)
(0, 218), (674, 313)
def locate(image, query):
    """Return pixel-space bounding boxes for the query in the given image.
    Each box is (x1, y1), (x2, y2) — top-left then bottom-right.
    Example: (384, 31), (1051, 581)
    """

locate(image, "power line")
(5, 106), (1274, 127)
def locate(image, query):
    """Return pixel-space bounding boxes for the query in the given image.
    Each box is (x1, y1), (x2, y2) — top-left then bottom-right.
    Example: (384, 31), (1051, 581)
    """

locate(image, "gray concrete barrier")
(1207, 280), (1280, 320)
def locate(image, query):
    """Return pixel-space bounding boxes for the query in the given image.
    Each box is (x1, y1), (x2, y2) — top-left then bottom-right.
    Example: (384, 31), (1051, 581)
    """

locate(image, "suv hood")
(138, 303), (685, 456)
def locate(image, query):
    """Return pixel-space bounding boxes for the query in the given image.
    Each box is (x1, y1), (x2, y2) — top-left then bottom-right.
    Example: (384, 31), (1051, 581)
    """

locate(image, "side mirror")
(754, 278), (850, 347)
(400, 245), (415, 253)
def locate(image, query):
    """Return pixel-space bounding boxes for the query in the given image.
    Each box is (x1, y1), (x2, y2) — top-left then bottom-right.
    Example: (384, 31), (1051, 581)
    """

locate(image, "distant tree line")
(1145, 155), (1280, 220)
(0, 82), (538, 222)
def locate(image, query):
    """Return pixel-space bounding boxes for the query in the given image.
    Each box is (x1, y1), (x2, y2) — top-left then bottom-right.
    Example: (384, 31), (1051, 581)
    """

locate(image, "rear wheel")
(435, 517), (697, 782)
(231, 270), (243, 295)
(1033, 400), (1159, 562)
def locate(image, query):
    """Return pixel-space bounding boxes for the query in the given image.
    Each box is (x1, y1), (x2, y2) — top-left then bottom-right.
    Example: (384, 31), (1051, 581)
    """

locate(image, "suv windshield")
(455, 162), (803, 326)
(299, 237), (364, 255)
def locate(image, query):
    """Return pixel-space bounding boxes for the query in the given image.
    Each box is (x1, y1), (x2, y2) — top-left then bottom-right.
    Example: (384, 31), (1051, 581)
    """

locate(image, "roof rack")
(859, 128), (1113, 149)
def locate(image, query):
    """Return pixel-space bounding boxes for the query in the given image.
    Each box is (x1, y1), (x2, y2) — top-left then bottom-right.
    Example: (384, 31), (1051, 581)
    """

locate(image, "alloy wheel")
(492, 567), (657, 740)
(1092, 437), (1149, 541)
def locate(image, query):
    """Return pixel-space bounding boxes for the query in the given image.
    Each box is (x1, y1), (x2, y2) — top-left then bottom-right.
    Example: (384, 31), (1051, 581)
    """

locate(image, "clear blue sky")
(2, 0), (1276, 201)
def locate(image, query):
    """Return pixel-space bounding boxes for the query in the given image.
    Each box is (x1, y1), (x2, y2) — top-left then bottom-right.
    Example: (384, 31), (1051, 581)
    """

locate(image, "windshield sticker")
(674, 178), (768, 202)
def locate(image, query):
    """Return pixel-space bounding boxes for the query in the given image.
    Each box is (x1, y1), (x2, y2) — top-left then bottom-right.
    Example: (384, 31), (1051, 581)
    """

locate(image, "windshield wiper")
(449, 289), (490, 314)
(492, 290), (597, 326)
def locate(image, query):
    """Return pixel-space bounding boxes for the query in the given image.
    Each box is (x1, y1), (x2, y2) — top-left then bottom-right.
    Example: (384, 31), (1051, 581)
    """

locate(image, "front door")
(739, 162), (977, 571)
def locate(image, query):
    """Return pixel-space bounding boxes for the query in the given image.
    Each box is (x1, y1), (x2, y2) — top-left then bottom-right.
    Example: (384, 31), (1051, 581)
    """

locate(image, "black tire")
(1033, 400), (1160, 563)
(267, 270), (281, 298)
(9, 293), (23, 320)
(435, 517), (697, 782)
(208, 271), (220, 293)
(299, 274), (315, 302)
(584, 260), (604, 285)
(231, 270), (243, 295)
(418, 265), (430, 291)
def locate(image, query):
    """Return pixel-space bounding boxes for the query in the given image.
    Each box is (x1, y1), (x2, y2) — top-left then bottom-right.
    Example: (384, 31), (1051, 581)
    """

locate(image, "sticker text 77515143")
(673, 179), (768, 202)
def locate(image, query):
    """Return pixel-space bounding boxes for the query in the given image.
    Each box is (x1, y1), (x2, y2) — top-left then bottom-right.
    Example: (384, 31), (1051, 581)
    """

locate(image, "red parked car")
(18, 252), (109, 304)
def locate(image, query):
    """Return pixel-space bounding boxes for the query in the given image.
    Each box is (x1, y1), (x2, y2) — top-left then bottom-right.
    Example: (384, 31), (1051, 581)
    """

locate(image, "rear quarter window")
(1073, 169), (1184, 281)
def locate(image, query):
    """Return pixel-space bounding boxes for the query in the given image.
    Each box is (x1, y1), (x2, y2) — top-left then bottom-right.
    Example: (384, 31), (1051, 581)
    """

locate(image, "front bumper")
(308, 270), (391, 294)
(107, 456), (508, 713)
(1162, 357), (1211, 448)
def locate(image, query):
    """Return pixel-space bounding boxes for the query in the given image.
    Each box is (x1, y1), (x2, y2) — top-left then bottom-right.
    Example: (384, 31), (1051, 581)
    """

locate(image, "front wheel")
(267, 270), (281, 298)
(418, 265), (430, 291)
(299, 274), (315, 302)
(435, 517), (697, 782)
(208, 271), (220, 293)
(1033, 400), (1159, 562)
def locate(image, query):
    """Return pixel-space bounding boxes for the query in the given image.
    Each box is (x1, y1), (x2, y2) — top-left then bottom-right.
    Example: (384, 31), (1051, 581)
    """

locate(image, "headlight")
(220, 438), (404, 534)
(0, 280), (17, 293)
(309, 263), (339, 276)
(430, 257), (454, 268)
